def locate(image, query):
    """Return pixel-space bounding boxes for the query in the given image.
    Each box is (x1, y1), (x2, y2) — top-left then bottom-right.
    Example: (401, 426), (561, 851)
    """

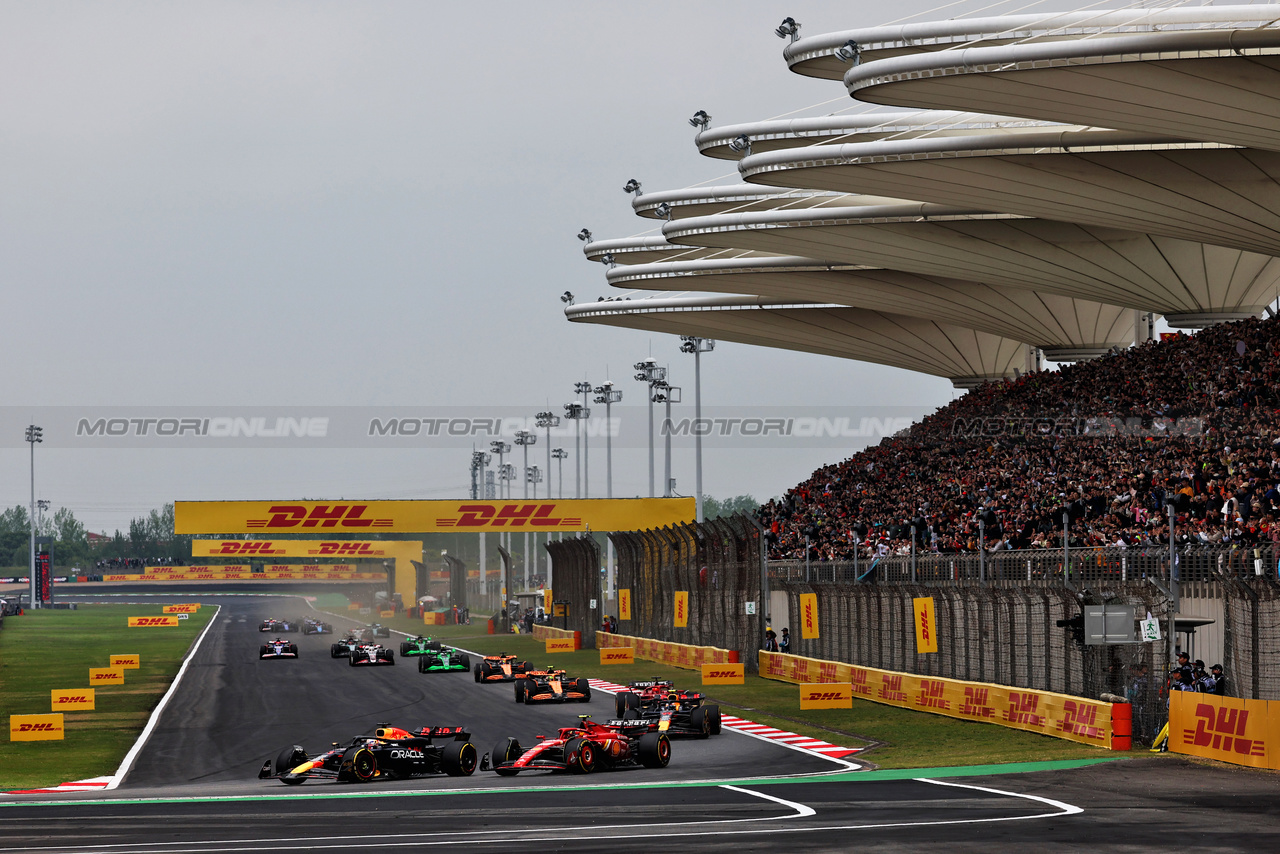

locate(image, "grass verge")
(347, 614), (1116, 770)
(0, 604), (214, 790)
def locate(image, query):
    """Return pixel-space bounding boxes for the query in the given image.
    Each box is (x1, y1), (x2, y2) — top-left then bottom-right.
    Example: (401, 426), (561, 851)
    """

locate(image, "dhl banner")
(532, 625), (580, 648)
(146, 565), (249, 573)
(192, 539), (415, 559)
(799, 593), (819, 640)
(800, 683), (853, 710)
(163, 604), (200, 614)
(544, 589), (553, 613)
(52, 689), (95, 711)
(175, 498), (694, 534)
(262, 564), (359, 572)
(759, 651), (1114, 749)
(618, 589), (632, 621)
(10, 714), (64, 742)
(1169, 691), (1280, 770)
(89, 667), (125, 686)
(914, 596), (938, 654)
(379, 610), (395, 618)
(674, 592), (689, 628)
(701, 663), (745, 685)
(110, 654), (140, 669)
(597, 632), (739, 670)
(545, 638), (575, 654)
(128, 616), (179, 627)
(600, 647), (634, 665)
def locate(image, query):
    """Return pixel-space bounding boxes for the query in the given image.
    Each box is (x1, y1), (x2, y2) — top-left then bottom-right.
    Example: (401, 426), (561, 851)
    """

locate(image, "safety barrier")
(1169, 691), (1280, 769)
(533, 624), (581, 649)
(597, 632), (739, 670)
(759, 650), (1127, 751)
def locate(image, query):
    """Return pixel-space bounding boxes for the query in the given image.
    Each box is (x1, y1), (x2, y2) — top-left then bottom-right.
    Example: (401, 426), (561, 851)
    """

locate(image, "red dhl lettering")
(804, 692), (845, 701)
(915, 679), (950, 710)
(54, 695), (88, 703)
(706, 670), (737, 678)
(918, 609), (931, 642)
(1003, 692), (1046, 727)
(249, 504), (385, 529)
(1186, 703), (1265, 756)
(1057, 701), (1105, 740)
(92, 673), (118, 680)
(818, 662), (840, 682)
(879, 674), (907, 702)
(317, 542), (378, 555)
(443, 504), (570, 528)
(218, 541), (278, 554)
(17, 723), (57, 732)
(960, 686), (995, 718)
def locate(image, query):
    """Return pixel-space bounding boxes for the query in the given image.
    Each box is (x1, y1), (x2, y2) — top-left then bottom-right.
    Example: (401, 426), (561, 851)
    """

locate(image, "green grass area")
(0, 605), (214, 790)
(347, 620), (1113, 770)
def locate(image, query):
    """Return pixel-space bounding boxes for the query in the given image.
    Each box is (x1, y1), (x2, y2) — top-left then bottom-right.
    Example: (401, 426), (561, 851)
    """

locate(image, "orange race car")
(474, 653), (534, 683)
(516, 667), (592, 704)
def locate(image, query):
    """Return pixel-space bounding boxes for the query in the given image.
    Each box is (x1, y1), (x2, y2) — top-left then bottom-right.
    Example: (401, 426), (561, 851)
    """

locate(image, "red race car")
(616, 679), (722, 738)
(474, 653), (534, 683)
(482, 716), (671, 775)
(516, 668), (592, 704)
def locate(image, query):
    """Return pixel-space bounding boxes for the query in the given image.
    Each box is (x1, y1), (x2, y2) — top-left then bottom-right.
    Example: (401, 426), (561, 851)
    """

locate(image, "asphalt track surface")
(3, 592), (1279, 852)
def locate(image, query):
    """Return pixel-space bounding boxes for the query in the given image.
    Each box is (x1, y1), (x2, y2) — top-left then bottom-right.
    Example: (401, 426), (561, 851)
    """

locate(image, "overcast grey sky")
(2, 0), (1092, 534)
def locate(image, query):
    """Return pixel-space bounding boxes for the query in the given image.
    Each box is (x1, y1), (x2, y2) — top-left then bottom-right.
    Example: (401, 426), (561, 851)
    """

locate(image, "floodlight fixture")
(728, 134), (751, 156)
(834, 39), (862, 65)
(600, 253), (616, 268)
(654, 202), (672, 221)
(578, 228), (593, 242)
(622, 178), (643, 197)
(561, 291), (575, 304)
(535, 411), (560, 429)
(688, 110), (711, 130)
(775, 17), (800, 42)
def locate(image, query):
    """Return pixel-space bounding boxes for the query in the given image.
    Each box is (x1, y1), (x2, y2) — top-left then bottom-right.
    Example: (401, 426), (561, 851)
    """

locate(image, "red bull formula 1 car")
(259, 724), (477, 785)
(259, 638), (299, 660)
(349, 643), (395, 666)
(515, 668), (592, 704)
(615, 679), (722, 738)
(474, 653), (534, 683)
(482, 716), (670, 775)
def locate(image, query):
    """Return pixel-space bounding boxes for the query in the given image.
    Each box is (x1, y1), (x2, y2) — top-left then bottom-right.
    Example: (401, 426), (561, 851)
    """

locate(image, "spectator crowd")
(760, 316), (1280, 560)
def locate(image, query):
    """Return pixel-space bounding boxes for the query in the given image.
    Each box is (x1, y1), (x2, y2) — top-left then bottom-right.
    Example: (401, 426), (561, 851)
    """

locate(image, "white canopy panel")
(565, 294), (1031, 388)
(604, 255), (1136, 360)
(663, 205), (1280, 327)
(739, 130), (1280, 256)
(581, 235), (779, 266)
(631, 184), (902, 221)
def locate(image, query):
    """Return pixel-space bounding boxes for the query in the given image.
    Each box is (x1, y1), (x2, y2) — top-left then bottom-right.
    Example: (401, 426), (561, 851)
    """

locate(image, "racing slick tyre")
(274, 745), (308, 776)
(330, 644), (343, 658)
(349, 652), (364, 667)
(514, 680), (527, 703)
(574, 678), (592, 701)
(399, 642), (411, 656)
(289, 644), (299, 657)
(474, 663), (483, 682)
(442, 740), (478, 776)
(638, 733), (672, 768)
(451, 654), (467, 668)
(385, 651), (395, 665)
(491, 738), (522, 776)
(258, 646), (269, 659)
(517, 661), (533, 674)
(562, 738), (596, 774)
(689, 707), (710, 738)
(339, 746), (377, 782)
(418, 655), (428, 674)
(706, 704), (722, 735)
(615, 692), (633, 718)
(426, 640), (442, 651)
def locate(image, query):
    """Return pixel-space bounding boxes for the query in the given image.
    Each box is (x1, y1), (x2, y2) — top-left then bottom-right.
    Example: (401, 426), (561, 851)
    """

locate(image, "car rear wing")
(418, 726), (472, 740)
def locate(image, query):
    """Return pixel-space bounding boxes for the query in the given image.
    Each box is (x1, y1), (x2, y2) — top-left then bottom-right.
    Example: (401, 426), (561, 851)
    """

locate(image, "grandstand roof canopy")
(694, 110), (1065, 161)
(630, 184), (902, 221)
(603, 255), (1136, 361)
(662, 204), (1280, 328)
(740, 129), (1280, 256)
(565, 294), (1031, 388)
(837, 6), (1280, 151)
(581, 235), (778, 266)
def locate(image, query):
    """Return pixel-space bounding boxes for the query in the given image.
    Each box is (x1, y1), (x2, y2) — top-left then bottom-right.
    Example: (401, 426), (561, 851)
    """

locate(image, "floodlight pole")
(681, 337), (714, 522)
(27, 425), (42, 608)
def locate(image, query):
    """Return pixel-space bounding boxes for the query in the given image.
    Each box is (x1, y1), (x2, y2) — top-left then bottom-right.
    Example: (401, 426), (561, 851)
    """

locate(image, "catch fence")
(545, 536), (603, 648)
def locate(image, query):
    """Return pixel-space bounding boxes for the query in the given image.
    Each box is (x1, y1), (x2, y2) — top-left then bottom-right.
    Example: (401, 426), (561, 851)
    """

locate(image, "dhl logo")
(92, 672), (119, 681)
(960, 686), (995, 718)
(18, 723), (57, 732)
(803, 601), (816, 632)
(216, 541), (283, 554)
(915, 679), (950, 711)
(1058, 701), (1105, 740)
(602, 652), (631, 659)
(705, 671), (738, 678)
(879, 674), (907, 702)
(804, 691), (845, 701)
(128, 616), (178, 627)
(162, 604), (199, 613)
(918, 608), (932, 643)
(10, 714), (65, 740)
(1186, 703), (1266, 757)
(246, 504), (392, 529)
(54, 695), (88, 704)
(435, 504), (581, 528)
(850, 668), (872, 696)
(818, 662), (840, 682)
(1003, 692), (1046, 727)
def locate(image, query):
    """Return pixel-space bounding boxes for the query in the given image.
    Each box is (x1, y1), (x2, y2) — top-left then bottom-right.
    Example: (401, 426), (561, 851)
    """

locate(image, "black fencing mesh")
(442, 554), (467, 611)
(610, 515), (765, 673)
(545, 536), (602, 648)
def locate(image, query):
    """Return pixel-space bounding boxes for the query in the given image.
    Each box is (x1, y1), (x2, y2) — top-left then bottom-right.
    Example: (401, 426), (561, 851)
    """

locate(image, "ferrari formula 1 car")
(615, 680), (722, 738)
(350, 643), (395, 666)
(259, 724), (477, 785)
(302, 618), (333, 635)
(474, 653), (534, 683)
(516, 668), (592, 704)
(330, 635), (361, 658)
(259, 618), (300, 633)
(482, 716), (670, 775)
(259, 638), (299, 659)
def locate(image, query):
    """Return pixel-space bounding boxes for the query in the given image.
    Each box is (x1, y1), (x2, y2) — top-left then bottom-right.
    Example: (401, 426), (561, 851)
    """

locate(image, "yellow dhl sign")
(701, 663), (745, 685)
(162, 604), (200, 614)
(545, 638), (575, 654)
(1169, 691), (1280, 770)
(110, 654), (140, 669)
(89, 667), (125, 685)
(52, 689), (95, 711)
(599, 647), (634, 665)
(799, 682), (853, 710)
(128, 616), (179, 627)
(10, 714), (65, 742)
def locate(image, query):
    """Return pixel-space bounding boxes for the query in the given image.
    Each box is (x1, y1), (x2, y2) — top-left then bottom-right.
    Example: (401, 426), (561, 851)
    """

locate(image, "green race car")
(399, 636), (441, 657)
(406, 638), (470, 673)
